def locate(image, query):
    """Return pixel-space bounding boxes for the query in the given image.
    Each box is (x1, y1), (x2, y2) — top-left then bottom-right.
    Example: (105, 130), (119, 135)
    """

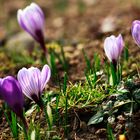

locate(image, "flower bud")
(104, 34), (124, 64)
(0, 76), (24, 119)
(17, 3), (46, 53)
(17, 64), (51, 108)
(132, 20), (140, 47)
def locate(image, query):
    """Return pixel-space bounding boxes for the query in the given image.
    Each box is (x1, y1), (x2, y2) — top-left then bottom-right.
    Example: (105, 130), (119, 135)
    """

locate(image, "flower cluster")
(0, 64), (51, 126)
(16, 2), (140, 66)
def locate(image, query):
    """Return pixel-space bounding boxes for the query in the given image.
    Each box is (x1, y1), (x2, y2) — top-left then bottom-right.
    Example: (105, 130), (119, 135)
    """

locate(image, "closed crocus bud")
(0, 76), (26, 122)
(104, 34), (124, 67)
(17, 3), (46, 54)
(17, 64), (51, 108)
(132, 20), (140, 47)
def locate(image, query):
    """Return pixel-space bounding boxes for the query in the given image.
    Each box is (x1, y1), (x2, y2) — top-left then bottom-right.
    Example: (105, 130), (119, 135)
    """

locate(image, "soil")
(0, 0), (140, 139)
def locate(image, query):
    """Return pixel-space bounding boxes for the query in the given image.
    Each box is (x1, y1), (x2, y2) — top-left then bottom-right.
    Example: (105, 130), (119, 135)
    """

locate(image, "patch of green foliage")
(0, 40), (140, 139)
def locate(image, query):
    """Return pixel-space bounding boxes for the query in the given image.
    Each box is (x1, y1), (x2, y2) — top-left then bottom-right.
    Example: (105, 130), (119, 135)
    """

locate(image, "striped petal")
(41, 64), (51, 92)
(17, 68), (34, 100)
(104, 34), (124, 62)
(28, 67), (41, 97)
(17, 3), (45, 43)
(132, 20), (140, 47)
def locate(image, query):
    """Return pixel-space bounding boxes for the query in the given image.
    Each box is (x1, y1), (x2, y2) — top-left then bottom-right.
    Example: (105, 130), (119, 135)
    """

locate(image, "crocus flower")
(17, 3), (46, 54)
(131, 20), (140, 47)
(104, 34), (124, 66)
(0, 76), (26, 122)
(17, 64), (51, 108)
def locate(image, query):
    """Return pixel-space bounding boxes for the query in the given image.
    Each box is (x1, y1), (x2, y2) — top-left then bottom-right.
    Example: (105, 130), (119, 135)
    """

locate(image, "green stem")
(110, 62), (117, 86)
(42, 100), (52, 131)
(63, 72), (68, 137)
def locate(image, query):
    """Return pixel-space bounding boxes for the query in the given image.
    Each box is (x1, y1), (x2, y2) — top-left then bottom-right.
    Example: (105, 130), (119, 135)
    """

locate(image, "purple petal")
(110, 36), (120, 60)
(17, 10), (28, 32)
(17, 67), (41, 101)
(104, 36), (118, 61)
(104, 34), (123, 62)
(17, 3), (45, 43)
(30, 3), (45, 20)
(132, 20), (140, 47)
(17, 9), (38, 39)
(28, 67), (41, 96)
(17, 65), (51, 105)
(41, 64), (51, 92)
(132, 20), (140, 32)
(24, 7), (44, 31)
(17, 68), (34, 100)
(0, 76), (24, 117)
(116, 34), (124, 55)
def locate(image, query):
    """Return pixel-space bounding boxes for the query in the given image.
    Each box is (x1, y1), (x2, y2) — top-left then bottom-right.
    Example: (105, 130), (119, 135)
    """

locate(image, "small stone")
(52, 17), (64, 28)
(64, 46), (74, 52)
(6, 32), (34, 55)
(100, 16), (117, 33)
(82, 0), (98, 6)
(77, 44), (84, 50)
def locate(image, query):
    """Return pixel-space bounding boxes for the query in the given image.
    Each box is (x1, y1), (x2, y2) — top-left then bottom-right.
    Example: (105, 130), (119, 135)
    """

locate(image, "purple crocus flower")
(17, 64), (51, 108)
(104, 34), (124, 68)
(131, 20), (140, 47)
(0, 76), (27, 126)
(17, 3), (46, 54)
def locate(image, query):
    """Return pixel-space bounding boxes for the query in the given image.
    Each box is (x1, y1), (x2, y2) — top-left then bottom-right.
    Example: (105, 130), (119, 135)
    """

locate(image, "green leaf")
(47, 103), (53, 128)
(11, 112), (18, 138)
(82, 49), (91, 71)
(123, 45), (129, 61)
(25, 105), (36, 117)
(107, 123), (115, 140)
(63, 72), (68, 137)
(110, 62), (117, 86)
(50, 51), (57, 77)
(30, 129), (36, 140)
(88, 111), (104, 125)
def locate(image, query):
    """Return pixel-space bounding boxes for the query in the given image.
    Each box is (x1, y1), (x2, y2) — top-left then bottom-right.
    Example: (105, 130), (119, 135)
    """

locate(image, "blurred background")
(0, 0), (140, 42)
(0, 0), (140, 79)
